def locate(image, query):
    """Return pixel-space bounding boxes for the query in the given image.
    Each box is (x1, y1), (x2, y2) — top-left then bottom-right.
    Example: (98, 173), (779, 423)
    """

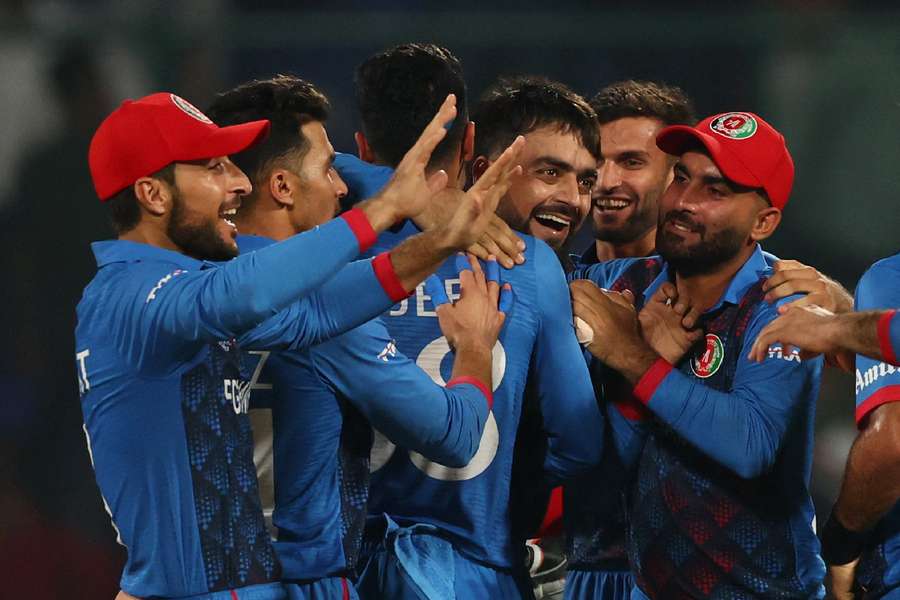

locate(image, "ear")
(461, 121), (475, 161)
(268, 169), (296, 208)
(355, 131), (375, 163)
(471, 155), (492, 183)
(749, 206), (781, 242)
(133, 176), (171, 217)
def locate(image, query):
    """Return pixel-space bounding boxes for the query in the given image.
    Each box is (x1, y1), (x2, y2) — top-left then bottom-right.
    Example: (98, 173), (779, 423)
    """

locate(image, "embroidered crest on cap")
(691, 333), (725, 378)
(170, 94), (213, 124)
(709, 112), (757, 140)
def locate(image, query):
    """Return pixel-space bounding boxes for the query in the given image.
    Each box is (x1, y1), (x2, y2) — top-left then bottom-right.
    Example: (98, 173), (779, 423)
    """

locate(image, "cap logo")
(170, 94), (213, 124)
(709, 112), (757, 140)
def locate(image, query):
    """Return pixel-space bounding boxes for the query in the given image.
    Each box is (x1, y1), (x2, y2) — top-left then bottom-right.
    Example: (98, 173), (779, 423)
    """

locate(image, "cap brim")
(656, 126), (761, 189)
(185, 119), (271, 162)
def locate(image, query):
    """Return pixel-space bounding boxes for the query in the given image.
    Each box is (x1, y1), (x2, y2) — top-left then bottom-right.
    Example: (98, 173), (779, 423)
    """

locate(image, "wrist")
(605, 340), (660, 384)
(359, 194), (400, 232)
(821, 509), (868, 566)
(453, 338), (494, 358)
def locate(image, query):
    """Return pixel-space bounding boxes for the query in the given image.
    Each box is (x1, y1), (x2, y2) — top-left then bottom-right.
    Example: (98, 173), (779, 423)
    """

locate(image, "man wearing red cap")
(76, 92), (510, 600)
(568, 112), (826, 599)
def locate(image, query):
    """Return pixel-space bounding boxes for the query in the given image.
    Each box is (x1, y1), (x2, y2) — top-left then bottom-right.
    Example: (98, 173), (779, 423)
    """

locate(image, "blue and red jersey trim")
(447, 375), (493, 410)
(372, 252), (411, 302)
(878, 310), (898, 366)
(340, 208), (377, 253)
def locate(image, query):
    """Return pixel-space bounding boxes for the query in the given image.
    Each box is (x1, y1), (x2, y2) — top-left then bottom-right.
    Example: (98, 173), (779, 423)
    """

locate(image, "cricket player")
(77, 91), (502, 600)
(336, 48), (605, 598)
(804, 252), (899, 599)
(205, 75), (522, 599)
(570, 111), (825, 599)
(562, 80), (696, 600)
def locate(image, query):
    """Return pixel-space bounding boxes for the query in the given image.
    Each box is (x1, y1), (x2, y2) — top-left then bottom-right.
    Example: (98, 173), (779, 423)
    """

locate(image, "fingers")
(467, 253), (488, 295)
(425, 274), (450, 309)
(470, 135), (525, 191)
(399, 94), (456, 169)
(470, 235), (512, 269)
(682, 305), (702, 330)
(485, 217), (525, 267)
(425, 169), (449, 196)
(499, 283), (514, 314)
(484, 255), (501, 304)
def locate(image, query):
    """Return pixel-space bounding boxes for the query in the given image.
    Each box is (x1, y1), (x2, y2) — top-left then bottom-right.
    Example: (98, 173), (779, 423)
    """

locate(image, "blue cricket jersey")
(237, 234), (492, 583)
(572, 246), (825, 600)
(852, 253), (900, 598)
(75, 212), (408, 598)
(334, 154), (605, 570)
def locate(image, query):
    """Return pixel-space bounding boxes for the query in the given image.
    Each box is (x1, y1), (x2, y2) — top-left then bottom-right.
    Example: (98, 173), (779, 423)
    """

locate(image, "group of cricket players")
(74, 42), (900, 600)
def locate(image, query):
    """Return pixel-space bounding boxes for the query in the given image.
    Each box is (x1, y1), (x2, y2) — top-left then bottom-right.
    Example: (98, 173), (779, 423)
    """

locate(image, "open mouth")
(220, 207), (238, 232)
(533, 212), (572, 233)
(593, 197), (632, 212)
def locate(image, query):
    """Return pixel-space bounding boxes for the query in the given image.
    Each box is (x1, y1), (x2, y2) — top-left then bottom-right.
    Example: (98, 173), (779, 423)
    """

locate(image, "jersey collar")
(644, 243), (771, 314)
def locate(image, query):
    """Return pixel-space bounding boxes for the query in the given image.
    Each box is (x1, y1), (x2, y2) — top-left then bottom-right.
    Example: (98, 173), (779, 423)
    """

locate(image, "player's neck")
(674, 246), (755, 314)
(234, 205), (294, 242)
(594, 227), (657, 260)
(119, 222), (181, 253)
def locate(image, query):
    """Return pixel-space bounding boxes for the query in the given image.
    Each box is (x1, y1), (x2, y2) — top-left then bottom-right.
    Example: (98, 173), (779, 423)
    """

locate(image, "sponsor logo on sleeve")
(856, 361), (898, 396)
(146, 269), (186, 303)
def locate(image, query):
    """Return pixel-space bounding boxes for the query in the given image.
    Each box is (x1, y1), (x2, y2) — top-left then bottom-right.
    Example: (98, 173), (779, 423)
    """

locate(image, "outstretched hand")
(439, 136), (525, 254)
(764, 259), (853, 314)
(748, 304), (854, 370)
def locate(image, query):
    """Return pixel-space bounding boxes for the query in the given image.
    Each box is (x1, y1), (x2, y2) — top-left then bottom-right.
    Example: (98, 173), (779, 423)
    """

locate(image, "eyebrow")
(674, 163), (744, 192)
(533, 156), (575, 172)
(612, 150), (650, 161)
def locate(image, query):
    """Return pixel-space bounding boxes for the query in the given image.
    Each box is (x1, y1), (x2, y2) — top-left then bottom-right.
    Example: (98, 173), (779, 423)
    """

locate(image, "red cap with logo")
(88, 92), (270, 201)
(656, 112), (794, 210)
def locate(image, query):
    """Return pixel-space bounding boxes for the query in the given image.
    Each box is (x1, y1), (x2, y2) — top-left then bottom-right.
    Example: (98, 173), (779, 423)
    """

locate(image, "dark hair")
(473, 75), (599, 161)
(356, 43), (468, 169)
(206, 75), (331, 203)
(590, 80), (695, 127)
(107, 164), (176, 234)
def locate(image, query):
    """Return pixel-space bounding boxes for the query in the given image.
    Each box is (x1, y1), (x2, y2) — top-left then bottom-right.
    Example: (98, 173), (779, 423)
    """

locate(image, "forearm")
(837, 310), (898, 365)
(356, 194), (401, 233)
(633, 360), (791, 478)
(448, 341), (494, 396)
(833, 420), (900, 532)
(388, 226), (457, 293)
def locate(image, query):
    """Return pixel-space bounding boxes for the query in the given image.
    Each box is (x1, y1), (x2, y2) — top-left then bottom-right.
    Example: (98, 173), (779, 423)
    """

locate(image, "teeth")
(673, 222), (691, 232)
(536, 213), (570, 226)
(596, 198), (629, 209)
(222, 208), (237, 216)
(223, 218), (236, 228)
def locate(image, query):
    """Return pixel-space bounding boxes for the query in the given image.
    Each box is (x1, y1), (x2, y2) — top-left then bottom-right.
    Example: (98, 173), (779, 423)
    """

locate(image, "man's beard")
(167, 188), (237, 261)
(656, 210), (746, 277)
(498, 199), (583, 252)
(591, 188), (659, 245)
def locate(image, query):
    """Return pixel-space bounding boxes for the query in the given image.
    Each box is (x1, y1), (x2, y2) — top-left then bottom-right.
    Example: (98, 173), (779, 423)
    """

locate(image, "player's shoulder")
(569, 256), (653, 288)
(856, 252), (900, 308)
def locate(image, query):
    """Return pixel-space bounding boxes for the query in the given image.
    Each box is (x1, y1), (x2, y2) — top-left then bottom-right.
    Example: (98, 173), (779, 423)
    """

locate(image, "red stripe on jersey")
(340, 208), (377, 253)
(633, 358), (674, 405)
(878, 310), (898, 366)
(372, 252), (411, 302)
(448, 375), (493, 410)
(856, 384), (900, 427)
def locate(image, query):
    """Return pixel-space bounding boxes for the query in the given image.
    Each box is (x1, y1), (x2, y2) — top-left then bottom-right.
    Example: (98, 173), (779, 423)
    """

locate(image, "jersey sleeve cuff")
(633, 357), (674, 405)
(878, 310), (899, 366)
(372, 252), (412, 302)
(855, 385), (900, 427)
(340, 208), (377, 253)
(614, 395), (652, 421)
(447, 376), (493, 410)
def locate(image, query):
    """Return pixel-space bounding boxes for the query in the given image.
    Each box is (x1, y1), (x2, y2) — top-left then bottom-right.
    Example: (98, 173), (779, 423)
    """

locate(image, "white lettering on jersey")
(389, 278), (461, 318)
(146, 269), (186, 303)
(856, 361), (898, 395)
(76, 349), (91, 394)
(224, 378), (252, 414)
(377, 340), (398, 362)
(369, 336), (507, 481)
(247, 350), (272, 390)
(766, 345), (802, 363)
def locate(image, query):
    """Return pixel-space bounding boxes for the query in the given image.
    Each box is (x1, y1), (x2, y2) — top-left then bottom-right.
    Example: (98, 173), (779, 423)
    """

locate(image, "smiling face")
(166, 156), (251, 261)
(656, 150), (770, 276)
(493, 125), (597, 250)
(592, 116), (674, 245)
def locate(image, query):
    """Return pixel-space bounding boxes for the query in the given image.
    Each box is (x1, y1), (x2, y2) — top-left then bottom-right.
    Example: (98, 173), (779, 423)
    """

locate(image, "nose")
(332, 168), (348, 200)
(226, 159), (252, 196)
(559, 172), (581, 207)
(597, 161), (622, 194)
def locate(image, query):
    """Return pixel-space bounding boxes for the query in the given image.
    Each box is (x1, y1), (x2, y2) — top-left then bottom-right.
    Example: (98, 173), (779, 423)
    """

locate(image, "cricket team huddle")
(75, 43), (900, 600)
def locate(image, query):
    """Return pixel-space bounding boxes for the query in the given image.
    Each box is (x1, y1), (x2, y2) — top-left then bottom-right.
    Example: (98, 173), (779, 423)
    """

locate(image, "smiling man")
(471, 76), (599, 258)
(76, 91), (497, 600)
(569, 112), (826, 599)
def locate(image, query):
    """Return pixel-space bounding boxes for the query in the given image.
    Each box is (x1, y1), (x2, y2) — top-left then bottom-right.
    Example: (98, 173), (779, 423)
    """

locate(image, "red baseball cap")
(656, 112), (794, 210)
(89, 92), (270, 201)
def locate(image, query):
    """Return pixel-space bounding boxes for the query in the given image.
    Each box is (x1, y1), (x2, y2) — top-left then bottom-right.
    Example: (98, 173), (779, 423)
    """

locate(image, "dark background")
(1, 1), (897, 596)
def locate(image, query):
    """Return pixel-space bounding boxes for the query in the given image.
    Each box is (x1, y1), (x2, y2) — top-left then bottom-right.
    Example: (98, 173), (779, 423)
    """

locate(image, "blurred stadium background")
(1, 1), (897, 597)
